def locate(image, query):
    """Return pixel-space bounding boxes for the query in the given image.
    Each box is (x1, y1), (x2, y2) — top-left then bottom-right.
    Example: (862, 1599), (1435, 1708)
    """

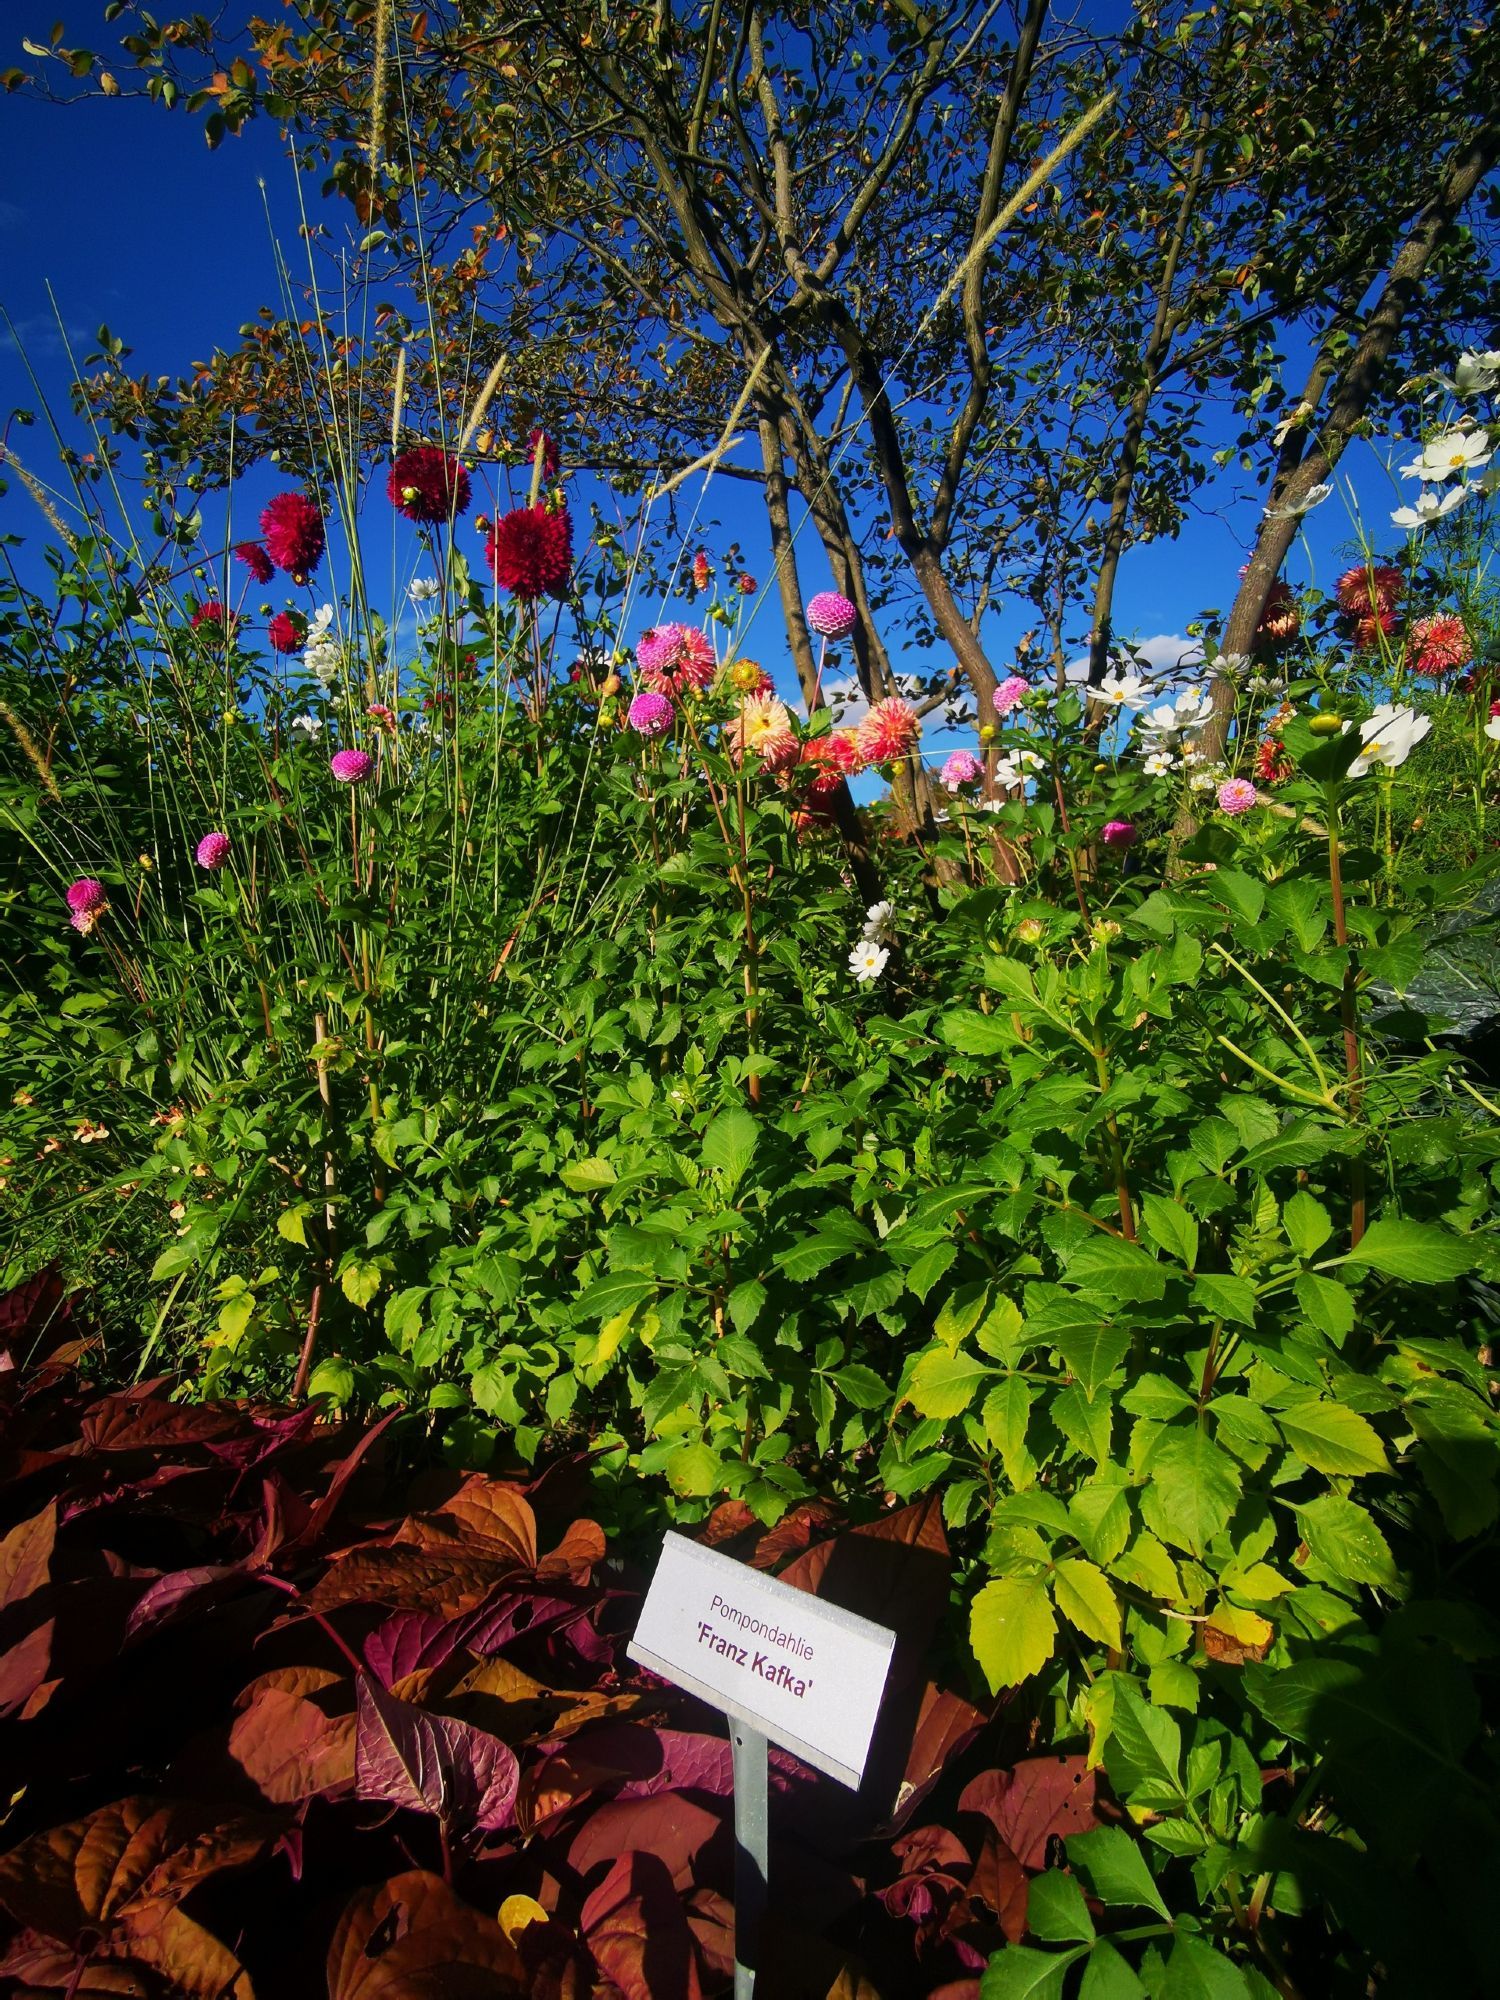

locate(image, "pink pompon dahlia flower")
(1217, 777), (1259, 816)
(259, 493), (325, 578)
(1335, 562), (1403, 620)
(636, 623), (716, 696)
(65, 877), (108, 934)
(330, 749), (373, 786)
(266, 611), (303, 655)
(627, 690), (676, 737)
(388, 447), (472, 526)
(1411, 611), (1472, 678)
(806, 590), (857, 639)
(1255, 580), (1301, 643)
(737, 573), (756, 596)
(855, 696), (920, 765)
(1101, 819), (1137, 848)
(729, 694), (796, 769)
(195, 831), (231, 870)
(941, 749), (983, 791)
(233, 541), (275, 585)
(487, 502), (573, 600)
(993, 675), (1029, 716)
(190, 600), (238, 637)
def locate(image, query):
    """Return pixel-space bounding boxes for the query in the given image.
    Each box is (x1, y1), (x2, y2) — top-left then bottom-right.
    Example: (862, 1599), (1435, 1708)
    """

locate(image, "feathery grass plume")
(390, 344), (407, 451)
(0, 700), (63, 802)
(367, 0), (392, 173)
(0, 444), (80, 554)
(458, 356), (508, 454)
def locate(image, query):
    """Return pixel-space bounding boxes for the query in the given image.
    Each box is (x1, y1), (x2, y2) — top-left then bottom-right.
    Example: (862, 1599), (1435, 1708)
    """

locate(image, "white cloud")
(1063, 633), (1204, 686)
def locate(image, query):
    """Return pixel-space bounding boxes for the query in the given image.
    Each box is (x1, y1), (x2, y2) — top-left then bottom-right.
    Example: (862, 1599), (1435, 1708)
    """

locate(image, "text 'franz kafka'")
(696, 1592), (814, 1696)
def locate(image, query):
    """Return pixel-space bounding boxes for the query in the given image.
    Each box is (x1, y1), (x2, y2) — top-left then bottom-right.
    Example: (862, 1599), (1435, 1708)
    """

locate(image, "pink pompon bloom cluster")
(737, 573), (756, 596)
(628, 690), (675, 738)
(1335, 563), (1403, 620)
(1255, 580), (1300, 643)
(691, 550), (712, 593)
(1218, 777), (1259, 816)
(266, 611), (303, 655)
(65, 877), (108, 934)
(1101, 819), (1137, 849)
(941, 749), (983, 791)
(730, 695), (796, 769)
(260, 493), (325, 578)
(1410, 611), (1472, 677)
(636, 623), (716, 695)
(190, 600), (238, 637)
(388, 447), (472, 526)
(368, 704), (398, 734)
(195, 832), (231, 871)
(993, 675), (1028, 715)
(855, 696), (920, 765)
(487, 502), (573, 601)
(806, 590), (857, 639)
(526, 426), (560, 482)
(233, 541), (275, 585)
(330, 749), (373, 786)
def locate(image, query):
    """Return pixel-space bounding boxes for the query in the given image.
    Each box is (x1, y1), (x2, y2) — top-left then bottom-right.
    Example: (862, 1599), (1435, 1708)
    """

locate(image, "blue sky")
(0, 4), (1451, 766)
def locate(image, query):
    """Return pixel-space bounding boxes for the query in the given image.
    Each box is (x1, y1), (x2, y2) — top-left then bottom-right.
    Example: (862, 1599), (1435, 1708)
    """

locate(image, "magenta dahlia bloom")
(993, 675), (1029, 716)
(635, 623), (716, 695)
(940, 749), (983, 791)
(266, 611), (303, 655)
(627, 690), (675, 737)
(1217, 778), (1259, 816)
(486, 502), (573, 600)
(259, 493), (325, 578)
(330, 749), (373, 786)
(388, 447), (472, 526)
(806, 590), (857, 639)
(195, 831), (232, 871)
(1101, 819), (1137, 848)
(233, 541), (275, 585)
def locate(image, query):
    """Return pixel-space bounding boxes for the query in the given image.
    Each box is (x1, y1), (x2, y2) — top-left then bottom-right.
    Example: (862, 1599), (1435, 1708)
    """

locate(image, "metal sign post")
(730, 1723), (769, 1999)
(627, 1533), (896, 1999)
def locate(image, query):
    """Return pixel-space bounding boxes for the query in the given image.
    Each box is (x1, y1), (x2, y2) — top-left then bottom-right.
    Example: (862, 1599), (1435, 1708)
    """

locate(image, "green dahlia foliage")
(2, 415), (1500, 1991)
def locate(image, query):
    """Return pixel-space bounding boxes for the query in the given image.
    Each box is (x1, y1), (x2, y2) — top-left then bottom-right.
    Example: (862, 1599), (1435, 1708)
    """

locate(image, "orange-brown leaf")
(325, 1870), (526, 1998)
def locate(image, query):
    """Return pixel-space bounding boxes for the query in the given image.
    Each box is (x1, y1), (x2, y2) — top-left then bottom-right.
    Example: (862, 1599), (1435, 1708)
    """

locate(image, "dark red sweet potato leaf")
(355, 1674), (520, 1840)
(326, 1869), (527, 1998)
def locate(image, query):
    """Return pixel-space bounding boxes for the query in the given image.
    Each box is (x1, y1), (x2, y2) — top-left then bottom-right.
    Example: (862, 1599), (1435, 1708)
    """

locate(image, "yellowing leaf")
(498, 1894), (547, 1942)
(970, 1574), (1057, 1691)
(908, 1345), (989, 1419)
(1277, 1401), (1388, 1477)
(276, 1206), (309, 1246)
(1112, 1534), (1181, 1602)
(1053, 1557), (1122, 1650)
(340, 1258), (382, 1310)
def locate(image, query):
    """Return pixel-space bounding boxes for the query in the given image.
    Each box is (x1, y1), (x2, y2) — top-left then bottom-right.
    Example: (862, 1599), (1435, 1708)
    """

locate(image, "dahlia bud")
(601, 674), (622, 697)
(1309, 713), (1343, 736)
(979, 723), (997, 743)
(475, 515), (492, 535)
(401, 486), (420, 505)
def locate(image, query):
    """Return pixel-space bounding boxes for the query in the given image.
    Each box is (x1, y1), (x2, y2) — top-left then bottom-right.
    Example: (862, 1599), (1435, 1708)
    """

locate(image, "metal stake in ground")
(731, 1723), (769, 1999)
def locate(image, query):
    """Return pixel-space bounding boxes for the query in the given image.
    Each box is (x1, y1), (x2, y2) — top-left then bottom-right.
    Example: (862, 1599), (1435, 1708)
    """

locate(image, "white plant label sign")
(627, 1531), (896, 1788)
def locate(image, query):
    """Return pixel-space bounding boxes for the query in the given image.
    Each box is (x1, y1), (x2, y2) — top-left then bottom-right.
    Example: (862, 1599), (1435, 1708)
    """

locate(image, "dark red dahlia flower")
(267, 611), (304, 655)
(190, 600), (239, 638)
(486, 503), (573, 601)
(526, 425), (560, 482)
(233, 540), (275, 585)
(387, 447), (472, 525)
(259, 492), (325, 578)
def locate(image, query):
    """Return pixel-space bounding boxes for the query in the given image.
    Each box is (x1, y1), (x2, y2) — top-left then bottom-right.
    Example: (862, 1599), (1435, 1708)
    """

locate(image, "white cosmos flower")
(408, 577), (441, 605)
(1267, 482), (1332, 519)
(1391, 485), (1468, 531)
(1451, 350), (1500, 397)
(862, 900), (893, 943)
(1096, 671), (1149, 709)
(1484, 715), (1500, 744)
(306, 603), (336, 641)
(1143, 749), (1177, 775)
(1173, 688), (1216, 729)
(290, 714), (324, 741)
(1208, 653), (1251, 679)
(849, 939), (889, 984)
(1140, 701), (1182, 738)
(1270, 401), (1314, 449)
(1344, 704), (1431, 777)
(1401, 429), (1493, 482)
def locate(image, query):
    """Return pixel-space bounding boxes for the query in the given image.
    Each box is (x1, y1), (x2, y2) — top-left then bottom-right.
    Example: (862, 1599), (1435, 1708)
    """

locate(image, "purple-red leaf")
(354, 1674), (519, 1839)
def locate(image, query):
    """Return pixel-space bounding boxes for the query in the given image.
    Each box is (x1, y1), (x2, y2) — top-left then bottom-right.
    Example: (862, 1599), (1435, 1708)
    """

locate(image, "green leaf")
(1281, 1190), (1332, 1258)
(1053, 1557), (1122, 1650)
(971, 1574), (1057, 1690)
(665, 1441), (722, 1497)
(908, 1346), (990, 1419)
(727, 1279), (766, 1334)
(340, 1257), (382, 1309)
(1338, 1217), (1475, 1284)
(276, 1206), (310, 1247)
(983, 1376), (1036, 1487)
(1277, 1400), (1388, 1477)
(1079, 1939), (1148, 1999)
(1066, 1826), (1171, 1919)
(1142, 1428), (1239, 1555)
(1054, 1321), (1130, 1399)
(1159, 1935), (1253, 1998)
(700, 1108), (758, 1191)
(830, 1363), (890, 1410)
(1190, 1272), (1257, 1327)
(1294, 1493), (1400, 1590)
(560, 1155), (617, 1191)
(1101, 1676), (1183, 1804)
(1294, 1272), (1354, 1337)
(1026, 1869), (1095, 1943)
(307, 1357), (355, 1405)
(980, 1945), (1089, 2000)
(1142, 1193), (1198, 1270)
(942, 1009), (1015, 1055)
(1065, 1236), (1167, 1303)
